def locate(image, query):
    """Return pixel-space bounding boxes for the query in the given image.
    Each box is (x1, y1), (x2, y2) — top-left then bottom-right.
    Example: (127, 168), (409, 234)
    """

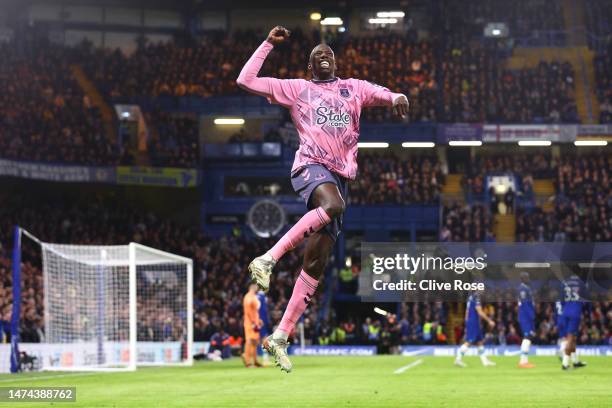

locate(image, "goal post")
(7, 227), (193, 373)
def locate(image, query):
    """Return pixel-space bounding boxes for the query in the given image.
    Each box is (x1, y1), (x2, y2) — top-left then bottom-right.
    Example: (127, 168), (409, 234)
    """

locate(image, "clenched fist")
(267, 26), (290, 46)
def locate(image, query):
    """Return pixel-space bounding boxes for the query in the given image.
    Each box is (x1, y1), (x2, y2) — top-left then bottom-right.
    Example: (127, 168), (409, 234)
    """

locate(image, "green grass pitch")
(1, 356), (610, 407)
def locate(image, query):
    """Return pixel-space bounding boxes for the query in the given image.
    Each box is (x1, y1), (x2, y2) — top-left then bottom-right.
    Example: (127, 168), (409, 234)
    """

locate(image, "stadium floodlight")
(310, 12), (322, 21)
(377, 11), (405, 18)
(574, 140), (608, 146)
(358, 142), (389, 148)
(402, 142), (435, 148)
(214, 117), (245, 125)
(514, 262), (551, 268)
(518, 140), (551, 146)
(449, 140), (482, 146)
(374, 307), (389, 316)
(368, 18), (398, 24)
(7, 227), (193, 373)
(484, 23), (509, 38)
(578, 262), (612, 268)
(320, 17), (343, 26)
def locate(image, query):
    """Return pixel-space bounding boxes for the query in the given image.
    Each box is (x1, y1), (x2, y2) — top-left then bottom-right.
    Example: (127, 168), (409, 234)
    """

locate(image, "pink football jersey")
(237, 41), (404, 180)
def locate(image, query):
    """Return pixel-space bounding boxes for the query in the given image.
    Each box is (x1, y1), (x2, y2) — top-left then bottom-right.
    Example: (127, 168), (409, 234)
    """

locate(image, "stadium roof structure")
(6, 0), (428, 12)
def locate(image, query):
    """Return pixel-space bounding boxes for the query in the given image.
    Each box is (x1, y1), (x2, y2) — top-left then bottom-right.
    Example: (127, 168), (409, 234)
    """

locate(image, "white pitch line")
(0, 372), (101, 383)
(393, 358), (424, 374)
(401, 348), (428, 356)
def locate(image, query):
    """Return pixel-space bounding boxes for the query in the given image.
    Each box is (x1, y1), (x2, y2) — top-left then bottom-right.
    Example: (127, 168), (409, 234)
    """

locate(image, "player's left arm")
(476, 305), (495, 328)
(359, 80), (409, 118)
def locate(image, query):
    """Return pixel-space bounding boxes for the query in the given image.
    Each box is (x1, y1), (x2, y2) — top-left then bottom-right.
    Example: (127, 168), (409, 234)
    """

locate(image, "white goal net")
(40, 242), (193, 371)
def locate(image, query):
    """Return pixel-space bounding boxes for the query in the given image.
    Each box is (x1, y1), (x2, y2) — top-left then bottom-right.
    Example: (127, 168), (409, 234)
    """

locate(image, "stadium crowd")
(84, 28), (580, 125)
(440, 203), (495, 242)
(466, 153), (553, 180)
(84, 29), (437, 124)
(0, 192), (320, 350)
(349, 153), (443, 205)
(337, 35), (437, 123)
(582, 0), (610, 122)
(437, 0), (577, 123)
(3, 23), (607, 168)
(439, 49), (578, 123)
(0, 36), (118, 165)
(585, 0), (612, 39)
(462, 152), (551, 202)
(593, 39), (612, 124)
(144, 111), (199, 167)
(1, 5), (612, 354)
(0, 182), (610, 353)
(83, 29), (314, 99)
(516, 153), (612, 242)
(439, 0), (564, 40)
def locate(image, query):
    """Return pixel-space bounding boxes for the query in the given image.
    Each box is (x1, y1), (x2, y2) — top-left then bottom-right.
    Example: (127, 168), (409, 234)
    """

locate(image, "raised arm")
(236, 26), (298, 107)
(235, 40), (274, 95)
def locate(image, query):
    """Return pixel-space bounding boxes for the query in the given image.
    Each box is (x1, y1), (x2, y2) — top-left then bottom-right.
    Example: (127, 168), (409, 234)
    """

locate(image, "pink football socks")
(267, 207), (331, 262)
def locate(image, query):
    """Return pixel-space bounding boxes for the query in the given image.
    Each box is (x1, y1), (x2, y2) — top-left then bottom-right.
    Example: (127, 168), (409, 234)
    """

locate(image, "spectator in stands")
(504, 188), (515, 214)
(209, 327), (232, 359)
(489, 186), (499, 214)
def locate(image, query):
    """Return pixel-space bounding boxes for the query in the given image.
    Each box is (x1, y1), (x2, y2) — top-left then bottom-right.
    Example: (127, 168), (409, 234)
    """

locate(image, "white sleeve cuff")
(392, 94), (408, 105)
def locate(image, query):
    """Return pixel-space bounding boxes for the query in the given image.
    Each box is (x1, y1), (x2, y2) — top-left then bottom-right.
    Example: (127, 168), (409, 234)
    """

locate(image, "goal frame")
(10, 227), (193, 373)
